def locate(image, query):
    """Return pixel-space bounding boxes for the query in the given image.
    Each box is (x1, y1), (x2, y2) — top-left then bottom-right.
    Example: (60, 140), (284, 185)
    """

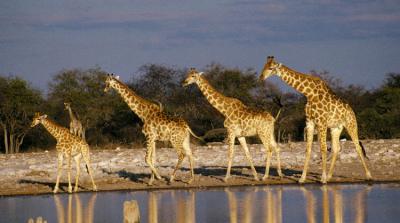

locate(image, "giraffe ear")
(198, 72), (204, 76)
(41, 114), (47, 119)
(115, 75), (120, 80)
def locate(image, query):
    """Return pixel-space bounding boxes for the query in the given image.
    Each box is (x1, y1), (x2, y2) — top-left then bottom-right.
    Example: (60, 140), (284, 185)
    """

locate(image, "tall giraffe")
(183, 68), (282, 182)
(260, 56), (372, 183)
(64, 102), (85, 140)
(104, 74), (199, 185)
(30, 112), (97, 193)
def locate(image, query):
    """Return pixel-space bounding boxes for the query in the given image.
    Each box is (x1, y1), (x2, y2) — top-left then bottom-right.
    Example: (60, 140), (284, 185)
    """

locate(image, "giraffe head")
(104, 73), (120, 93)
(183, 68), (203, 87)
(64, 102), (71, 110)
(31, 112), (47, 127)
(260, 56), (282, 81)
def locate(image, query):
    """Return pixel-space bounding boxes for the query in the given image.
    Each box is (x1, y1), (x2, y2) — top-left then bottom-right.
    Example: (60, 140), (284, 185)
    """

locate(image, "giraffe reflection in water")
(42, 186), (370, 223)
(224, 185), (370, 223)
(147, 190), (196, 223)
(302, 186), (370, 223)
(53, 194), (97, 223)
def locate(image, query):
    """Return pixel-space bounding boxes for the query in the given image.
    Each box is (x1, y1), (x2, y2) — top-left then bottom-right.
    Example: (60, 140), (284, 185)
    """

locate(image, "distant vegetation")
(1, 64), (399, 153)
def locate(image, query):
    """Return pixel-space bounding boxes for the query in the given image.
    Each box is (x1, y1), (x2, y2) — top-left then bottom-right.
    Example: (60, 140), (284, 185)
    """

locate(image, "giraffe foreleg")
(224, 130), (236, 182)
(74, 154), (82, 192)
(54, 152), (64, 193)
(299, 121), (315, 183)
(327, 126), (343, 181)
(67, 151), (73, 193)
(318, 127), (328, 184)
(145, 138), (161, 185)
(238, 137), (259, 181)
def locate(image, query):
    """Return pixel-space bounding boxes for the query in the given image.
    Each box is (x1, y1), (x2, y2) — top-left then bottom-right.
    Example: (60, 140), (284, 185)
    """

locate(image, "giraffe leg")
(238, 137), (259, 181)
(82, 150), (97, 191)
(183, 134), (195, 184)
(224, 131), (236, 182)
(54, 153), (64, 193)
(327, 126), (343, 181)
(146, 138), (161, 185)
(299, 121), (315, 183)
(271, 136), (283, 178)
(170, 152), (185, 183)
(74, 154), (81, 192)
(259, 132), (272, 180)
(67, 154), (73, 193)
(346, 126), (372, 180)
(318, 127), (328, 184)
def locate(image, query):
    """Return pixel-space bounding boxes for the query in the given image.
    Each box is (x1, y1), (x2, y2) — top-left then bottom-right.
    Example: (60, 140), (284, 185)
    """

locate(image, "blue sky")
(1, 0), (400, 90)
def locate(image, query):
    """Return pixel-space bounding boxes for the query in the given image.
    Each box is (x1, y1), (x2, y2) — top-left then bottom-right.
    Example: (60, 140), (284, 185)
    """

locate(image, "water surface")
(1, 184), (399, 223)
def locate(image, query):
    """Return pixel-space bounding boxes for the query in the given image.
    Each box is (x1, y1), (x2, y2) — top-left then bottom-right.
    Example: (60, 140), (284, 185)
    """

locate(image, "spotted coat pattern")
(183, 68), (282, 182)
(260, 56), (372, 183)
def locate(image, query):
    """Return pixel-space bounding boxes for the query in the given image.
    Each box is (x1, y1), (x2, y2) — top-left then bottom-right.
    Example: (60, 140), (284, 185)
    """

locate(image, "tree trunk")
(3, 126), (8, 154)
(15, 134), (25, 153)
(9, 133), (14, 154)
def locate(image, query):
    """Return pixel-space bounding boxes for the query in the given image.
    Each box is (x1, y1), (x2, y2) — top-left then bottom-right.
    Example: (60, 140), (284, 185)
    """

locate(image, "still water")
(0, 184), (399, 223)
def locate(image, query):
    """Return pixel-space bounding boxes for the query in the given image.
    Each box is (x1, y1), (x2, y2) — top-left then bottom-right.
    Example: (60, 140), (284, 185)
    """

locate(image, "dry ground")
(0, 139), (399, 196)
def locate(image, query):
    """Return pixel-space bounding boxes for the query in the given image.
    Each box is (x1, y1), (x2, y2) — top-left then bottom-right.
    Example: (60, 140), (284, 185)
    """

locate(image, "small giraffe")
(183, 68), (282, 182)
(104, 74), (199, 185)
(64, 102), (85, 140)
(260, 56), (372, 183)
(31, 112), (97, 193)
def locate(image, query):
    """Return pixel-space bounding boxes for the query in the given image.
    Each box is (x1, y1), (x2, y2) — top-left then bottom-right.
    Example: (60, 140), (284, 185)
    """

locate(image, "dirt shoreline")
(1, 139), (399, 197)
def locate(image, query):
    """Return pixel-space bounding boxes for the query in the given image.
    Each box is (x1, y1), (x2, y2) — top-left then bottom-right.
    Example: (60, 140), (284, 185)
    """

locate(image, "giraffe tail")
(359, 141), (369, 160)
(188, 128), (205, 142)
(274, 108), (282, 121)
(85, 164), (90, 174)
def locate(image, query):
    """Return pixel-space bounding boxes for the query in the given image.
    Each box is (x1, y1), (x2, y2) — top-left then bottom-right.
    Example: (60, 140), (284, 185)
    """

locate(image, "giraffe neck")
(110, 79), (160, 121)
(196, 76), (238, 116)
(67, 107), (78, 121)
(40, 118), (68, 140)
(278, 65), (323, 98)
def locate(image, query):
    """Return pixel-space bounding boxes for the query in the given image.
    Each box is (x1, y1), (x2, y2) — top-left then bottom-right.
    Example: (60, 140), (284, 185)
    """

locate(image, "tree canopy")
(0, 65), (399, 153)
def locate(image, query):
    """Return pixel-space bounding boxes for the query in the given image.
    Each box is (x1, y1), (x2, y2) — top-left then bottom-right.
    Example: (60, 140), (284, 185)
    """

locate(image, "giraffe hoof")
(366, 172), (372, 180)
(299, 177), (306, 184)
(74, 187), (79, 192)
(262, 176), (268, 181)
(53, 189), (58, 194)
(223, 176), (230, 183)
(186, 179), (194, 184)
(321, 174), (328, 184)
(93, 185), (98, 191)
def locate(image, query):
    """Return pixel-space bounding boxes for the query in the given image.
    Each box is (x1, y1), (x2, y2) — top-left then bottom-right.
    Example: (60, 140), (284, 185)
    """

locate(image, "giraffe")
(104, 74), (199, 185)
(260, 56), (372, 183)
(64, 102), (85, 140)
(183, 68), (282, 182)
(30, 112), (97, 193)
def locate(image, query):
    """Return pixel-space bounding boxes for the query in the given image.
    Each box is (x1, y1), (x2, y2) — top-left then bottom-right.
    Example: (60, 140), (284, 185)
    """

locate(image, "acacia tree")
(0, 76), (43, 153)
